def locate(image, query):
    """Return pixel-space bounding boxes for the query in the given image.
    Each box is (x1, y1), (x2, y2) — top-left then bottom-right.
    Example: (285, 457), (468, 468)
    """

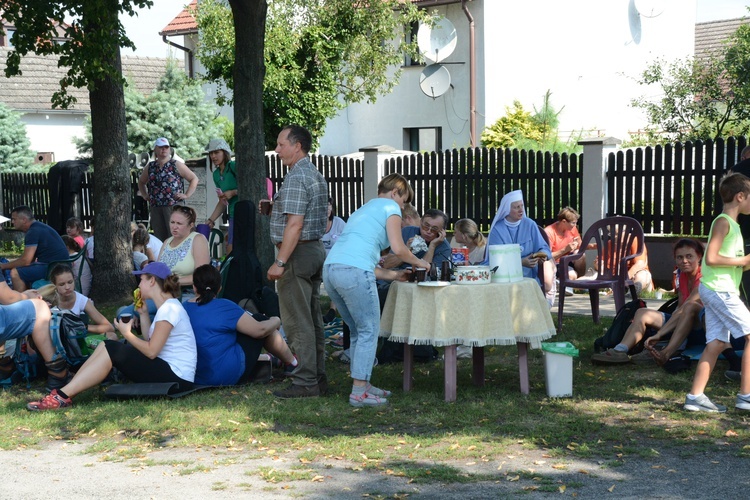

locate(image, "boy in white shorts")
(685, 173), (750, 413)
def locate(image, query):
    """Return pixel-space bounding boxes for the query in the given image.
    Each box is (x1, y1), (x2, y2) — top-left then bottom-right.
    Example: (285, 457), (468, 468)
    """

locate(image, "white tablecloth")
(380, 279), (556, 348)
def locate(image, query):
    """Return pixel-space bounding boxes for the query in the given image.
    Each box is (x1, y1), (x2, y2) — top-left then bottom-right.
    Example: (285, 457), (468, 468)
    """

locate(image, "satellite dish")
(634, 0), (665, 18)
(417, 18), (458, 63)
(420, 64), (452, 99)
(627, 0), (642, 45)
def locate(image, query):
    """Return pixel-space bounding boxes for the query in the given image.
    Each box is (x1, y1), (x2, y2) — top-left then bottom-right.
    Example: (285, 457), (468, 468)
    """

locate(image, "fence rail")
(2, 138), (746, 238)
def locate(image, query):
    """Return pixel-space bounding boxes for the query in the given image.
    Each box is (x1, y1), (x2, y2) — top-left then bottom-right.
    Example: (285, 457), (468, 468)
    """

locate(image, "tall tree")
(0, 102), (34, 172)
(208, 0), (424, 271)
(198, 0), (424, 148)
(74, 60), (221, 159)
(228, 0), (272, 270)
(3, 0), (152, 304)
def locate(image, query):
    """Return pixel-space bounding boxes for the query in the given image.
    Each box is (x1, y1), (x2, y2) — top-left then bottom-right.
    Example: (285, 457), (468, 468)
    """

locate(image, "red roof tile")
(160, 0), (198, 37)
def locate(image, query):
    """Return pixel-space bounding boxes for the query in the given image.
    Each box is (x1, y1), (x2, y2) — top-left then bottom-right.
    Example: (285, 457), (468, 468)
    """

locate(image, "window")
(404, 21), (423, 67)
(404, 127), (442, 152)
(3, 29), (15, 48)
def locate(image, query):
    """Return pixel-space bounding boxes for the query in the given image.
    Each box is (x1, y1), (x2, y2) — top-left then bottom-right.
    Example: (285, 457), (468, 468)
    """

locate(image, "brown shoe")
(630, 349), (657, 365)
(591, 348), (630, 365)
(273, 383), (320, 399)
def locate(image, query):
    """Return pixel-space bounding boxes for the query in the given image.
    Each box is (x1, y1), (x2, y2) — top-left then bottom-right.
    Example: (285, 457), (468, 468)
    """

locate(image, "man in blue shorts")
(0, 206), (69, 291)
(0, 281), (66, 388)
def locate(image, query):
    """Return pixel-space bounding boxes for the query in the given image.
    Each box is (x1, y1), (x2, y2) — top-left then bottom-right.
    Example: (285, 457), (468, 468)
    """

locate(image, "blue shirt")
(25, 221), (69, 264)
(325, 198), (401, 270)
(399, 226), (452, 268)
(184, 299), (246, 386)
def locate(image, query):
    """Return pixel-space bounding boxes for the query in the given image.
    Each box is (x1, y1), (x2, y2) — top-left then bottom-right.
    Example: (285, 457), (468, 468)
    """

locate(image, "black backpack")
(593, 299), (647, 353)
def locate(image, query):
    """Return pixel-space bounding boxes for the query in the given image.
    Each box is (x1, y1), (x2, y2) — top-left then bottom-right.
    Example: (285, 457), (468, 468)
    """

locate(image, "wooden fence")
(607, 136), (746, 235)
(2, 138), (747, 237)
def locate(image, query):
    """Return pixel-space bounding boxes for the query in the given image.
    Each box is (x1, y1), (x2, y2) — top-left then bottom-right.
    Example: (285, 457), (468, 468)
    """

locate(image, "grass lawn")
(1, 308), (747, 486)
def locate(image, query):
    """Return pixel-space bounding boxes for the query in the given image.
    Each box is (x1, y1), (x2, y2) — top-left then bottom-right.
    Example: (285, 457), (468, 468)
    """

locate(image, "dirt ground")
(4, 438), (749, 498)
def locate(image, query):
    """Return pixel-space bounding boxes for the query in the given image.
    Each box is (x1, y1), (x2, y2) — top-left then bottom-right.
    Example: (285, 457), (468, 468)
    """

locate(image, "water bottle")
(50, 307), (62, 360)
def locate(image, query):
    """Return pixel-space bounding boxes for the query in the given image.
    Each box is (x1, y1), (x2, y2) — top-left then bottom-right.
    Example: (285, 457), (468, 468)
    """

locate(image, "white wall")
(21, 112), (87, 162)
(483, 0), (696, 141)
(320, 2), (478, 155)
(319, 0), (697, 156)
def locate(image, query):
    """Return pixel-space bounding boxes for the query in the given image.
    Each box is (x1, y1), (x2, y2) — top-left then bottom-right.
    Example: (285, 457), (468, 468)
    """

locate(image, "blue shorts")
(0, 301), (36, 342)
(16, 263), (48, 288)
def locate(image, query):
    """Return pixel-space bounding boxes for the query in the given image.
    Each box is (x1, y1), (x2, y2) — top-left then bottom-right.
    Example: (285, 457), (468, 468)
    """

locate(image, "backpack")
(593, 299), (647, 353)
(50, 308), (90, 369)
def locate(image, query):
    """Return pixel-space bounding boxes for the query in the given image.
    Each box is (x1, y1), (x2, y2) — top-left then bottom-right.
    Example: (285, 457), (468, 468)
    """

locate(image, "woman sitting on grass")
(183, 264), (297, 386)
(27, 262), (196, 411)
(48, 264), (116, 337)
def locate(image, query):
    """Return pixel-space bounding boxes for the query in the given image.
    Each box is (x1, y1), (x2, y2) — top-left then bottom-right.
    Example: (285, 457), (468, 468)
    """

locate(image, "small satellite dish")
(417, 18), (458, 63)
(420, 64), (451, 99)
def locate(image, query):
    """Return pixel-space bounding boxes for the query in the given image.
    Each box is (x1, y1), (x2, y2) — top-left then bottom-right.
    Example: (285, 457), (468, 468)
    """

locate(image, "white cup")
(655, 291), (663, 300)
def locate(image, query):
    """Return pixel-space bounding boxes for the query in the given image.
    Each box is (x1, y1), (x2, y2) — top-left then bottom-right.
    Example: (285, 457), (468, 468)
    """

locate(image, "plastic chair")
(45, 242), (89, 293)
(557, 216), (643, 331)
(208, 228), (224, 260)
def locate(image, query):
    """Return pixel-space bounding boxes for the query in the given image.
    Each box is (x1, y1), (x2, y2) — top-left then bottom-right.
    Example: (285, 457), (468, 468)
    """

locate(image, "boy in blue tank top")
(685, 173), (750, 413)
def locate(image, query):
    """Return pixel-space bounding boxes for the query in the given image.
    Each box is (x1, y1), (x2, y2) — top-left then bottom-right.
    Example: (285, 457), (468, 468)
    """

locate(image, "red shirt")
(544, 221), (581, 263)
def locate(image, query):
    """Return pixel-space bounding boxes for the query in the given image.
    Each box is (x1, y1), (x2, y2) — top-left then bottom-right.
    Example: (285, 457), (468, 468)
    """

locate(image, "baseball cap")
(154, 137), (170, 148)
(132, 261), (171, 280)
(0, 215), (9, 224)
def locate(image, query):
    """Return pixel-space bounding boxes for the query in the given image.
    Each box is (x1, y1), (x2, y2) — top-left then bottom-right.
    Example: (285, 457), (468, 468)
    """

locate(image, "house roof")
(160, 0), (198, 37)
(0, 47), (181, 113)
(695, 17), (749, 63)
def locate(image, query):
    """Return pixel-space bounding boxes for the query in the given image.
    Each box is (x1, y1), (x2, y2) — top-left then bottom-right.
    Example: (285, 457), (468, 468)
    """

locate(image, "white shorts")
(699, 283), (750, 344)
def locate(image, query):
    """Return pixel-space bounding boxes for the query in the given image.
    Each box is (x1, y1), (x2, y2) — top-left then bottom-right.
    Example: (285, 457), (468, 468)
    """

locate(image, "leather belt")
(275, 239), (319, 249)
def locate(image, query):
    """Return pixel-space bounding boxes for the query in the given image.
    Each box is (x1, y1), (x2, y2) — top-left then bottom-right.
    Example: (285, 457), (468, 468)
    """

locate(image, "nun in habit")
(483, 190), (556, 306)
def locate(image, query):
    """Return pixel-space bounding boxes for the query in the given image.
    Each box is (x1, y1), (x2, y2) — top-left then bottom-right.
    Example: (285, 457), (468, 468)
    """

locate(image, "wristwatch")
(275, 259), (286, 268)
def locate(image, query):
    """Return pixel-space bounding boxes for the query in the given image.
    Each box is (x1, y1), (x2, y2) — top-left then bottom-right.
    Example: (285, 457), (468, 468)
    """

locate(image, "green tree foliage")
(631, 15), (750, 142)
(196, 0), (425, 148)
(0, 103), (34, 172)
(3, 0), (153, 305)
(481, 92), (583, 153)
(75, 61), (221, 159)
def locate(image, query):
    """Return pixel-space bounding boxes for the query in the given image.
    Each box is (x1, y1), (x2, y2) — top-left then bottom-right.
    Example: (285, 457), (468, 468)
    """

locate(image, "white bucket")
(488, 244), (523, 283)
(543, 351), (574, 397)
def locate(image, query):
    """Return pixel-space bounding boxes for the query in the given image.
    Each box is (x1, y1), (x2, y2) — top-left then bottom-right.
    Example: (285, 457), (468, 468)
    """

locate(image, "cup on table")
(119, 313), (132, 323)
(414, 267), (427, 282)
(260, 200), (272, 215)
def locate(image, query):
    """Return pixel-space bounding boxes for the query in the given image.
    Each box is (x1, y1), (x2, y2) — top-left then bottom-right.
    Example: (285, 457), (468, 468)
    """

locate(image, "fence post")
(578, 137), (621, 234)
(360, 145), (394, 203)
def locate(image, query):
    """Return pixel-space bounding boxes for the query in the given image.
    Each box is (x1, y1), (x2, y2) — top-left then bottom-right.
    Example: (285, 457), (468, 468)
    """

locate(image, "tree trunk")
(229, 0), (274, 275)
(87, 10), (135, 305)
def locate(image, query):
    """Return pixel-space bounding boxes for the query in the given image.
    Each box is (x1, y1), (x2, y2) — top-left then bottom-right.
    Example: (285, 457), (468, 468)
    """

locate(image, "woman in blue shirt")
(323, 174), (430, 407)
(184, 265), (296, 386)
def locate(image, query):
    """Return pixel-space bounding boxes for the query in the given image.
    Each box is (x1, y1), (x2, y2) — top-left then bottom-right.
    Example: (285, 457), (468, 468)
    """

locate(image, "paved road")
(550, 290), (667, 318)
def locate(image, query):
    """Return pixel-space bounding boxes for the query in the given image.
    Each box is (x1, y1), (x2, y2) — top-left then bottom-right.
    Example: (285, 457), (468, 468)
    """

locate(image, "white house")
(162, 1), (750, 157)
(320, 0), (698, 155)
(0, 21), (181, 163)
